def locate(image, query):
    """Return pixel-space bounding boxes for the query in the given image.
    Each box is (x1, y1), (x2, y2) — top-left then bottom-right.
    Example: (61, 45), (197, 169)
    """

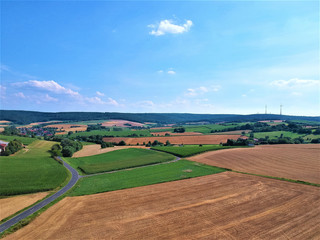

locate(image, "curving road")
(0, 157), (79, 233)
(0, 152), (180, 233)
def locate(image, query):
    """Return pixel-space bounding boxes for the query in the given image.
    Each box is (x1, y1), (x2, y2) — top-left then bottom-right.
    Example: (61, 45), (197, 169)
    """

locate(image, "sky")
(1, 0), (319, 116)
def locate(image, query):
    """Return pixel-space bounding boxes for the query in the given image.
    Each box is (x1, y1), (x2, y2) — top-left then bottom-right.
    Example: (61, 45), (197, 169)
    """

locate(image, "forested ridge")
(0, 110), (319, 125)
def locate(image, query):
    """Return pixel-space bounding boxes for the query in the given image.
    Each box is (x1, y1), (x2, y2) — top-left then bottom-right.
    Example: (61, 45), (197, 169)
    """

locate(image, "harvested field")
(103, 134), (244, 145)
(101, 120), (144, 127)
(150, 131), (202, 136)
(5, 172), (320, 240)
(0, 121), (11, 124)
(189, 144), (320, 184)
(72, 145), (149, 158)
(44, 124), (87, 134)
(0, 192), (48, 221)
(0, 128), (4, 132)
(150, 127), (173, 130)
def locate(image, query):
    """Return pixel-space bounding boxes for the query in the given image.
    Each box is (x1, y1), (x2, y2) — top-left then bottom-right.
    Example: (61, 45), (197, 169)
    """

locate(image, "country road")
(0, 157), (79, 233)
(0, 153), (180, 234)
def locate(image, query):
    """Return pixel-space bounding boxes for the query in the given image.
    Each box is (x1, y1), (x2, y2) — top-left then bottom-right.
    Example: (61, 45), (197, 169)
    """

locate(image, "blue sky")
(1, 1), (319, 116)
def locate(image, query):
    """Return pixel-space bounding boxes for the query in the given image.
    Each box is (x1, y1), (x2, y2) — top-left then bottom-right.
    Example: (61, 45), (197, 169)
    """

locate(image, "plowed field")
(101, 120), (144, 127)
(0, 192), (48, 220)
(189, 144), (320, 184)
(5, 172), (320, 240)
(72, 145), (149, 158)
(150, 131), (202, 136)
(44, 124), (87, 134)
(103, 134), (243, 145)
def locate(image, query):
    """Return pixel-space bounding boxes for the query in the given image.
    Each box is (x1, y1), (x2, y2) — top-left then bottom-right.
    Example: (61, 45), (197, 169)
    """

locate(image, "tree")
(173, 127), (185, 133)
(62, 146), (74, 157)
(165, 140), (171, 146)
(118, 140), (126, 146)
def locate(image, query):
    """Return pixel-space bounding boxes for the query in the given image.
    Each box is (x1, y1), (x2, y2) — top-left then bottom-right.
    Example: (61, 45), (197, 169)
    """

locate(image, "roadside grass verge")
(66, 148), (175, 175)
(69, 160), (228, 196)
(151, 145), (246, 157)
(0, 135), (37, 145)
(0, 140), (68, 196)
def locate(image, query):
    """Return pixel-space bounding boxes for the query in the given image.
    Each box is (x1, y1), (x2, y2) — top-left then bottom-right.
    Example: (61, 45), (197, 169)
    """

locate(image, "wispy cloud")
(185, 85), (220, 97)
(148, 19), (193, 36)
(14, 80), (80, 97)
(44, 94), (58, 102)
(15, 92), (26, 99)
(0, 85), (6, 99)
(96, 91), (105, 96)
(167, 70), (176, 75)
(270, 78), (319, 89)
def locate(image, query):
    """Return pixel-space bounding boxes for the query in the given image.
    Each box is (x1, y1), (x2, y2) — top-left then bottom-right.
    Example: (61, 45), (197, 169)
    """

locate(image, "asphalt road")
(0, 157), (79, 233)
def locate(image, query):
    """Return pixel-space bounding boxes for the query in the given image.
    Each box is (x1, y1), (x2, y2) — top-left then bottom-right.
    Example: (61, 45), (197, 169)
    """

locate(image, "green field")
(70, 160), (227, 196)
(66, 148), (175, 175)
(183, 123), (249, 134)
(151, 145), (239, 157)
(248, 131), (304, 139)
(70, 129), (151, 137)
(0, 140), (68, 196)
(0, 135), (37, 145)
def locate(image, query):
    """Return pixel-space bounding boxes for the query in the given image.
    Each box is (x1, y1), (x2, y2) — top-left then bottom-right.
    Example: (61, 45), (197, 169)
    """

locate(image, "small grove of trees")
(222, 138), (249, 146)
(50, 144), (62, 157)
(2, 127), (20, 136)
(1, 139), (23, 156)
(173, 127), (185, 133)
(60, 138), (83, 157)
(101, 142), (114, 148)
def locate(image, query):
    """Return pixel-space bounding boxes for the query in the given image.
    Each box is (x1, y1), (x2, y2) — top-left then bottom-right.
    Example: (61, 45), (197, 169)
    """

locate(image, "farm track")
(188, 144), (320, 184)
(4, 172), (320, 240)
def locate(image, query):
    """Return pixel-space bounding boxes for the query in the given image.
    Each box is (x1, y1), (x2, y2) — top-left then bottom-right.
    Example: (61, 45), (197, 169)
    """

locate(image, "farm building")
(0, 140), (9, 153)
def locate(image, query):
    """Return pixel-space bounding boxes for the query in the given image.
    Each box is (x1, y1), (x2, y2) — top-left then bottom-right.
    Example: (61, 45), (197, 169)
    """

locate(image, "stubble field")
(5, 172), (320, 240)
(189, 144), (320, 184)
(103, 134), (244, 145)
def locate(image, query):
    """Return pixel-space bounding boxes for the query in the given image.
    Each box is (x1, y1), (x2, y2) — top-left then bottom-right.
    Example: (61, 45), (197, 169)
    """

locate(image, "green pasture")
(69, 160), (227, 196)
(66, 148), (175, 175)
(183, 123), (249, 134)
(151, 145), (237, 157)
(0, 140), (68, 196)
(248, 131), (304, 139)
(0, 135), (37, 145)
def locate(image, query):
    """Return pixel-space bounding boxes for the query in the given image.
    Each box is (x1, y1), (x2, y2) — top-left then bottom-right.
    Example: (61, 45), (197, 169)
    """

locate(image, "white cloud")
(107, 97), (119, 106)
(185, 85), (220, 97)
(167, 70), (176, 75)
(14, 80), (80, 97)
(270, 78), (320, 89)
(242, 94), (247, 97)
(86, 97), (107, 105)
(44, 94), (58, 102)
(157, 70), (164, 74)
(149, 19), (193, 36)
(15, 92), (26, 99)
(96, 91), (105, 96)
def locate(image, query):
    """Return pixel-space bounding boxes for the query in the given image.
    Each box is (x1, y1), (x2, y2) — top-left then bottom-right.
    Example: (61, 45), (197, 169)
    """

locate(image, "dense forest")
(0, 110), (319, 125)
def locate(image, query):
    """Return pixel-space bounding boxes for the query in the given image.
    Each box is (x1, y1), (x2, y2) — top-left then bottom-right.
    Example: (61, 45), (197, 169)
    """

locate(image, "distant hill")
(0, 110), (319, 125)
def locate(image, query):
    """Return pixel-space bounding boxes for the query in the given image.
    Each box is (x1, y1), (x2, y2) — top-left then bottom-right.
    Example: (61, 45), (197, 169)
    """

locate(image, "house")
(0, 141), (9, 153)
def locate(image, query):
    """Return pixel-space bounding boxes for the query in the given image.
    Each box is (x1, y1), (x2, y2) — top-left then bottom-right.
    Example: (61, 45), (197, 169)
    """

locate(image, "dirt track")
(189, 144), (320, 184)
(72, 145), (149, 158)
(5, 172), (320, 240)
(103, 134), (244, 145)
(0, 192), (48, 221)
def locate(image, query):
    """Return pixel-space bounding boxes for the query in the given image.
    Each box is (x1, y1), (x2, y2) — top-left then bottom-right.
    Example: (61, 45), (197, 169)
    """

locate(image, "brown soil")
(0, 121), (11, 124)
(44, 124), (87, 134)
(0, 192), (48, 221)
(72, 145), (149, 158)
(150, 131), (203, 136)
(101, 120), (144, 127)
(189, 144), (320, 184)
(5, 172), (320, 240)
(103, 134), (244, 145)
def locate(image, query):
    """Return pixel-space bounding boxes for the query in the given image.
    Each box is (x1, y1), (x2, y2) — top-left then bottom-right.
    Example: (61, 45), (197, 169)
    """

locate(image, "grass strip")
(69, 160), (228, 196)
(233, 170), (320, 187)
(151, 145), (248, 157)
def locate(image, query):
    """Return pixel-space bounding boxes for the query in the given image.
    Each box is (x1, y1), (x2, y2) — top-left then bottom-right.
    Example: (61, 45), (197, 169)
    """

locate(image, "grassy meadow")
(70, 160), (227, 196)
(0, 135), (37, 145)
(66, 148), (175, 174)
(0, 140), (68, 196)
(151, 145), (238, 157)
